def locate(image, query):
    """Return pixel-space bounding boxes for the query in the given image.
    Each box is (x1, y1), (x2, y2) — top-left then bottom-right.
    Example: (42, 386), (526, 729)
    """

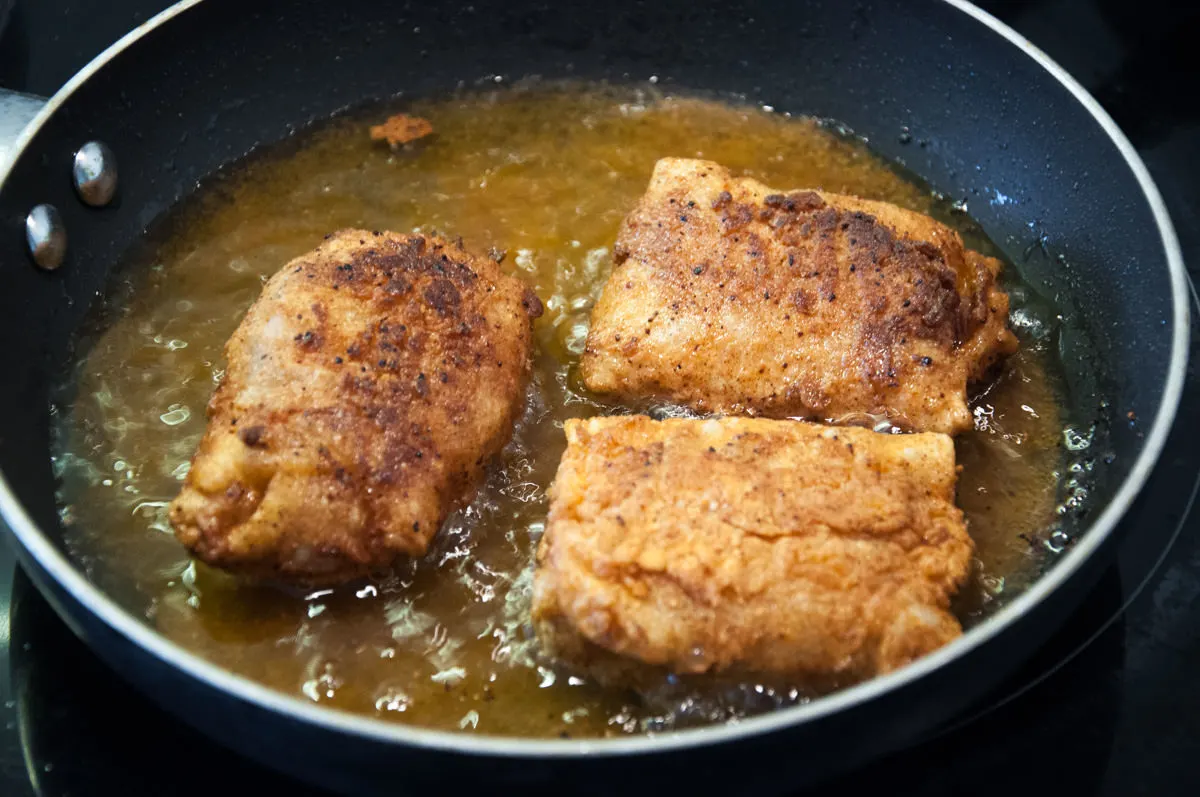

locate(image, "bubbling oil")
(50, 83), (1069, 738)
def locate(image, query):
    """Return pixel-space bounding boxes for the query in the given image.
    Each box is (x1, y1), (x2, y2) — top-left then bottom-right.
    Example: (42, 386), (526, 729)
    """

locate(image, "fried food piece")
(532, 415), (972, 683)
(169, 230), (543, 585)
(369, 114), (434, 148)
(581, 158), (1018, 434)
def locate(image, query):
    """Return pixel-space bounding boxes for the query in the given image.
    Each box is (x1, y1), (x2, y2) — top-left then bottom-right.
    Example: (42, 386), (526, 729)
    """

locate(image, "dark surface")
(0, 0), (1198, 794)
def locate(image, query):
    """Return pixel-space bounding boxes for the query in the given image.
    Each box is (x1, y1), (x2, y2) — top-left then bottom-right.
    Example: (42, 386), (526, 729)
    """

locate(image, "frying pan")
(0, 0), (1188, 794)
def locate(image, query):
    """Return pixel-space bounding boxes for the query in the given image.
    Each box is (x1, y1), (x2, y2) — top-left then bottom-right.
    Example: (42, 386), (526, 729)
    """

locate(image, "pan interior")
(46, 82), (1091, 739)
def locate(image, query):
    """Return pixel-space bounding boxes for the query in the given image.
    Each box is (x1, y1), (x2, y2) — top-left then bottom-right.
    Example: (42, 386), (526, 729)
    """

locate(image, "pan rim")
(0, 0), (1189, 758)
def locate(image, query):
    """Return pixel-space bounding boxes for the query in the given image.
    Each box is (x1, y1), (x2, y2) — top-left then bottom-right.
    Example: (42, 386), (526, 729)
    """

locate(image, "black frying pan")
(0, 1), (1188, 794)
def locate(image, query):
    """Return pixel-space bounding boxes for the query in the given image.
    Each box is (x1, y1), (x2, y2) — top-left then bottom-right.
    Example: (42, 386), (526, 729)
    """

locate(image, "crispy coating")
(532, 415), (972, 683)
(581, 158), (1018, 434)
(169, 230), (543, 585)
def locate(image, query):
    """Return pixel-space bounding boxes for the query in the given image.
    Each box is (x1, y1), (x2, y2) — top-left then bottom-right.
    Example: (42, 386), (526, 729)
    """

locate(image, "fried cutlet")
(532, 415), (973, 683)
(581, 158), (1017, 434)
(169, 230), (543, 585)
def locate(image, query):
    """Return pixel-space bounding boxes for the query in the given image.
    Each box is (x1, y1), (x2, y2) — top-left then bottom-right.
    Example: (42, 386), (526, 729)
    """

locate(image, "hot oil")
(50, 83), (1067, 737)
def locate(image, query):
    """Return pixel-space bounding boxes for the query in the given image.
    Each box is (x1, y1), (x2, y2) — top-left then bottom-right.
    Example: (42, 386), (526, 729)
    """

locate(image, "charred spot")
(354, 235), (481, 286)
(293, 330), (322, 351)
(238, 425), (268, 448)
(813, 207), (840, 234)
(711, 190), (733, 209)
(423, 278), (462, 316)
(523, 290), (545, 318)
(789, 191), (825, 212)
(613, 241), (630, 264)
(719, 203), (755, 233)
(907, 267), (964, 339)
(913, 240), (944, 261)
(384, 276), (412, 295)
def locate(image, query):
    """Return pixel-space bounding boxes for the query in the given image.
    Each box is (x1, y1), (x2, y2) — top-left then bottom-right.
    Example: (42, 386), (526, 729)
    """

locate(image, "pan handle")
(0, 88), (47, 169)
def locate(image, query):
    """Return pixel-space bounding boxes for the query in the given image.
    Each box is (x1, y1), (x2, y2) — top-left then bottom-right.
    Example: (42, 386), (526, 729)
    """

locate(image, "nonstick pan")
(0, 1), (1188, 794)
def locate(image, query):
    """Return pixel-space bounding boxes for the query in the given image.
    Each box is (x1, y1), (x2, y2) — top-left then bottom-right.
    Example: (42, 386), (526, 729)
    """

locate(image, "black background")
(1, 1), (1198, 795)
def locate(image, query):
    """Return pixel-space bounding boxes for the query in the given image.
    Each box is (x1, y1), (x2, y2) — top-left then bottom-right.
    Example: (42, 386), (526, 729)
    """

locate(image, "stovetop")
(2, 1), (1199, 795)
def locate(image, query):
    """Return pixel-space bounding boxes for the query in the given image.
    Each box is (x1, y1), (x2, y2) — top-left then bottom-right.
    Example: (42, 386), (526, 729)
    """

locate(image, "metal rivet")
(72, 140), (118, 207)
(26, 204), (67, 271)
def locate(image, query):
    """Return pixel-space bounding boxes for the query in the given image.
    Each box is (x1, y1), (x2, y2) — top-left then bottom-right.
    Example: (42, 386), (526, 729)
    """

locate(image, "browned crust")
(581, 158), (1018, 434)
(168, 230), (542, 585)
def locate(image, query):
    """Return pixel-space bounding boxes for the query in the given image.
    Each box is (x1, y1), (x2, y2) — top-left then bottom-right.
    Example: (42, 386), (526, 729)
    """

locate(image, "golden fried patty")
(533, 415), (973, 684)
(581, 158), (1017, 434)
(169, 230), (542, 585)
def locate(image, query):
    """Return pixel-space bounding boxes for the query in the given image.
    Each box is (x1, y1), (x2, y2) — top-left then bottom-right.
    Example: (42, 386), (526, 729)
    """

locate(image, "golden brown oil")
(50, 83), (1067, 738)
